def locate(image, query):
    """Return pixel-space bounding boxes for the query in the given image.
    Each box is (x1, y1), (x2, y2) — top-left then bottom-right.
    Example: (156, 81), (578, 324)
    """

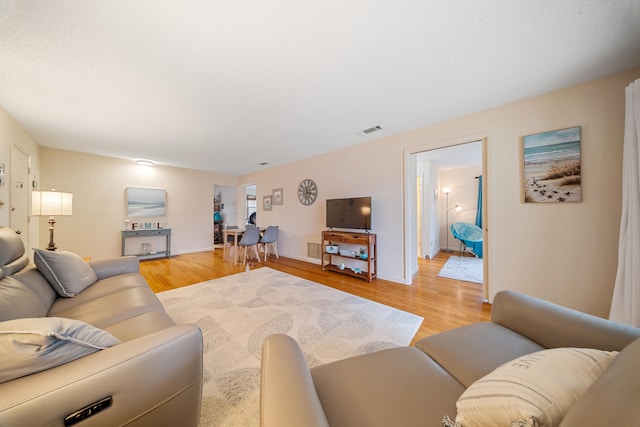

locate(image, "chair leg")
(262, 242), (278, 262)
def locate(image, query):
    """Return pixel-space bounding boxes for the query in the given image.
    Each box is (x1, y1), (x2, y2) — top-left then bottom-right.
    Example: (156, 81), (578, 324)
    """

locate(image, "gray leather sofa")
(261, 289), (640, 426)
(0, 227), (203, 426)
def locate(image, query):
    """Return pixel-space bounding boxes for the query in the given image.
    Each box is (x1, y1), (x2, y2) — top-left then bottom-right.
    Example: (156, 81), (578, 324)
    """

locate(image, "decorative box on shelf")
(326, 245), (340, 254)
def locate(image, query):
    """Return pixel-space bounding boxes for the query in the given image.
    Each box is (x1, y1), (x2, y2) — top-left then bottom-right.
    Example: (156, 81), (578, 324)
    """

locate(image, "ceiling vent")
(360, 125), (382, 135)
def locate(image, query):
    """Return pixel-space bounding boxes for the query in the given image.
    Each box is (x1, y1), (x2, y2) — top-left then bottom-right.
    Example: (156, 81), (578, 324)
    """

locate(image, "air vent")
(360, 125), (382, 135)
(307, 242), (321, 259)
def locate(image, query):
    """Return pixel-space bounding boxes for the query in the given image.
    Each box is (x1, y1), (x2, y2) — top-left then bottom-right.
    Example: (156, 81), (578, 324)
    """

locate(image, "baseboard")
(172, 247), (214, 256)
(282, 252), (322, 265)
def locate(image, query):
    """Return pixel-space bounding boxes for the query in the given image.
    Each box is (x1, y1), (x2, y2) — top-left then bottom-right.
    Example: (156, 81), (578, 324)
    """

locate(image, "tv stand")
(321, 230), (377, 282)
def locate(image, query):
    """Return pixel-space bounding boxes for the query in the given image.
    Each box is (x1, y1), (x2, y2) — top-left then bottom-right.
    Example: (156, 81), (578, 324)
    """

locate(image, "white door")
(10, 145), (29, 250)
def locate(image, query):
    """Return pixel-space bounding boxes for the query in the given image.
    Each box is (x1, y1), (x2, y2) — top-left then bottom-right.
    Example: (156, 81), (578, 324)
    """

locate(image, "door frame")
(403, 134), (490, 300)
(10, 144), (30, 251)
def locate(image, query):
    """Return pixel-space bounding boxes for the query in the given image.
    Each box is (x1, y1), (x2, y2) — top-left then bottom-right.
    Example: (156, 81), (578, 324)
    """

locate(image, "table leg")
(233, 234), (239, 265)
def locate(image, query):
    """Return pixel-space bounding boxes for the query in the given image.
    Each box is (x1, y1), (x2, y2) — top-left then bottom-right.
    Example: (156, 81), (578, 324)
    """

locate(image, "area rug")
(157, 267), (423, 427)
(437, 256), (483, 284)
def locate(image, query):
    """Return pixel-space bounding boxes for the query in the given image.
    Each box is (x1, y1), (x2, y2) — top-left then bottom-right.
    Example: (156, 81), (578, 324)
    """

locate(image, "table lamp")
(32, 190), (73, 251)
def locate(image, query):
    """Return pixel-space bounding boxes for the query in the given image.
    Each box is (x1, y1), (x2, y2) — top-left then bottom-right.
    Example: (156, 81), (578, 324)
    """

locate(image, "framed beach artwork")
(126, 187), (166, 217)
(523, 126), (582, 203)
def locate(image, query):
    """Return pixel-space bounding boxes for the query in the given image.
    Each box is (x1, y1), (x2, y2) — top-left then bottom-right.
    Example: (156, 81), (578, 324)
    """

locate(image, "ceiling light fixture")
(136, 160), (155, 166)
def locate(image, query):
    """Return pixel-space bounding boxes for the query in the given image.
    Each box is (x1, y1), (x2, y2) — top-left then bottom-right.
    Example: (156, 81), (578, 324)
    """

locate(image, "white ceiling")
(1, 1), (639, 176)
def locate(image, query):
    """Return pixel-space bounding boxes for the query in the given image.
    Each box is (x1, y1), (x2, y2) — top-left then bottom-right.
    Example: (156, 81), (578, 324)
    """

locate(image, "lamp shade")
(32, 191), (73, 216)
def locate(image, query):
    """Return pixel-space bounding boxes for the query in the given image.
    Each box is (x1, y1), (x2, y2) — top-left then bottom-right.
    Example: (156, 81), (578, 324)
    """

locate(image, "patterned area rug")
(157, 267), (423, 427)
(437, 256), (483, 284)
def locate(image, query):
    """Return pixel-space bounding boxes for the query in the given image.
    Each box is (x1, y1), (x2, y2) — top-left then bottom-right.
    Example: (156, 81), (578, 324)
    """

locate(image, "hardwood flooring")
(140, 249), (492, 345)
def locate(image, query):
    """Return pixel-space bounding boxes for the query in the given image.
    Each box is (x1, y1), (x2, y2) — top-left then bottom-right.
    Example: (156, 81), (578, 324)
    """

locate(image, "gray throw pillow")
(33, 249), (97, 297)
(0, 317), (121, 383)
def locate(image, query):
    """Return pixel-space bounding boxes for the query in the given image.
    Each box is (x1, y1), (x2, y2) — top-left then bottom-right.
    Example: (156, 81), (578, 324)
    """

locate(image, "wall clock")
(297, 179), (318, 205)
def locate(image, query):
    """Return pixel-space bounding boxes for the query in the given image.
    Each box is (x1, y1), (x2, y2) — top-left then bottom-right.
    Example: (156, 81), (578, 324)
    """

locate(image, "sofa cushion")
(0, 276), (50, 321)
(415, 322), (544, 387)
(11, 267), (57, 310)
(0, 317), (121, 383)
(452, 347), (617, 427)
(311, 346), (466, 427)
(559, 338), (640, 426)
(0, 227), (29, 280)
(49, 283), (166, 330)
(33, 249), (97, 297)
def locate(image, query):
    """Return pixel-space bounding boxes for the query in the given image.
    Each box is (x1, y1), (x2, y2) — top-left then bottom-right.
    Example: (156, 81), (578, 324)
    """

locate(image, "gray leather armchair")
(0, 227), (203, 426)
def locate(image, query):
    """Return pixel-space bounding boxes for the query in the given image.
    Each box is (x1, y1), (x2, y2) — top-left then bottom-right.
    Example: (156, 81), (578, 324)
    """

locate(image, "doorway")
(10, 145), (30, 250)
(406, 139), (488, 298)
(213, 184), (240, 247)
(245, 184), (256, 226)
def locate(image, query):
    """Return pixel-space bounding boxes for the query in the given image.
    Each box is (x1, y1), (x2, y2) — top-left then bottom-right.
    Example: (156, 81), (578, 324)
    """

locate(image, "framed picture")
(523, 126), (582, 203)
(272, 188), (283, 205)
(263, 195), (272, 211)
(126, 187), (166, 217)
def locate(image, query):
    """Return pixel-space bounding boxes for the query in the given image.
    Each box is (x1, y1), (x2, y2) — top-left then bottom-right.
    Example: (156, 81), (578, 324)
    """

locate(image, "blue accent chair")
(450, 222), (483, 258)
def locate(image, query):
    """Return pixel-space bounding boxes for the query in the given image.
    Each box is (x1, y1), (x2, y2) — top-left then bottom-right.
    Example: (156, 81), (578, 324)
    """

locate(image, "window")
(246, 195), (256, 220)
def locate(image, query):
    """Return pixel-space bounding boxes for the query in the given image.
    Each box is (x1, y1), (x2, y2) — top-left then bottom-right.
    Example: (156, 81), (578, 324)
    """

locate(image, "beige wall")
(38, 149), (239, 260)
(402, 67), (640, 315)
(241, 135), (406, 282)
(242, 67), (640, 317)
(0, 105), (40, 250)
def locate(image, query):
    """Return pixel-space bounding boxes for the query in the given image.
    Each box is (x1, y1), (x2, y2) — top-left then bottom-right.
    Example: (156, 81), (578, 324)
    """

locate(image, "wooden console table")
(321, 230), (376, 282)
(121, 229), (171, 260)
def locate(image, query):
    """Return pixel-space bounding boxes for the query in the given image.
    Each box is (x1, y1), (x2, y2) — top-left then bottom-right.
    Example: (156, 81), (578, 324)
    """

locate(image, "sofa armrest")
(492, 290), (640, 351)
(260, 334), (330, 427)
(89, 256), (140, 280)
(0, 324), (203, 427)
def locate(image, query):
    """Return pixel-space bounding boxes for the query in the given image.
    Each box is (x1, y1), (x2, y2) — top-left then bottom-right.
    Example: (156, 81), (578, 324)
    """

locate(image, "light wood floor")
(140, 249), (491, 344)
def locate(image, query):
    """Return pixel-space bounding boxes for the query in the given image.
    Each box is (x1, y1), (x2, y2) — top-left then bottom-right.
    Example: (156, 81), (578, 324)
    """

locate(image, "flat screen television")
(326, 197), (372, 230)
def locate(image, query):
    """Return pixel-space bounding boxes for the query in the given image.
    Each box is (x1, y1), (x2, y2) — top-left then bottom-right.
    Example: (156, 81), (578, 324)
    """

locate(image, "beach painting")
(523, 126), (582, 203)
(127, 187), (166, 217)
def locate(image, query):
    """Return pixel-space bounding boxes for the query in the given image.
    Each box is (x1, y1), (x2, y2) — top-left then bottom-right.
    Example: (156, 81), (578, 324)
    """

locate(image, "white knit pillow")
(451, 347), (618, 427)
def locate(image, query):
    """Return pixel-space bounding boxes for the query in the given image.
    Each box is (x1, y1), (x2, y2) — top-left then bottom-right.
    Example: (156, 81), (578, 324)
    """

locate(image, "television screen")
(326, 197), (371, 230)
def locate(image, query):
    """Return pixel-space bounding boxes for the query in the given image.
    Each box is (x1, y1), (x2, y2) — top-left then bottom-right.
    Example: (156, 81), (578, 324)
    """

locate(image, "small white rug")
(157, 267), (423, 427)
(437, 256), (483, 284)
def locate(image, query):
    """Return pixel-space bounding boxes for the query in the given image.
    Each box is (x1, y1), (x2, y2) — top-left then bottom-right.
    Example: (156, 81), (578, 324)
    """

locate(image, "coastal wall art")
(523, 126), (582, 203)
(272, 188), (283, 205)
(263, 195), (272, 211)
(126, 187), (166, 217)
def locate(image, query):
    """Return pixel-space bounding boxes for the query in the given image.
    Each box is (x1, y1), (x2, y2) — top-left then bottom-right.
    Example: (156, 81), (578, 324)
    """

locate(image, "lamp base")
(47, 217), (57, 251)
